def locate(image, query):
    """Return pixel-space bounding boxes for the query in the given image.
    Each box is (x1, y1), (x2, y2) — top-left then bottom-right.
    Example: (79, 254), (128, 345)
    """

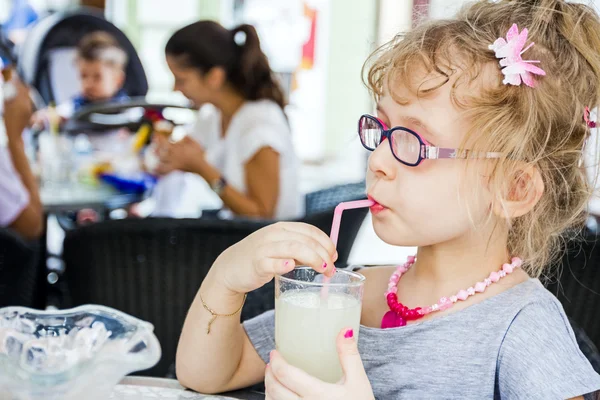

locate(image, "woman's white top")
(152, 100), (303, 220)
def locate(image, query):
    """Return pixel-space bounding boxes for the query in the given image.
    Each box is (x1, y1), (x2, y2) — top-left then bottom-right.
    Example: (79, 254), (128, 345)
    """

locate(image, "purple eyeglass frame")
(358, 114), (502, 167)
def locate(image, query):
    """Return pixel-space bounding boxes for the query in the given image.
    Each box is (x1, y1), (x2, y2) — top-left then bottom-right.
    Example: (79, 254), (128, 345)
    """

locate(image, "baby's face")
(78, 59), (124, 101)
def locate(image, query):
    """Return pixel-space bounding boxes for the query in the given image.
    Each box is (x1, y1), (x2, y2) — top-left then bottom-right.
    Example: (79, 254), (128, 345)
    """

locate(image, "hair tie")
(584, 106), (596, 129)
(233, 30), (247, 47)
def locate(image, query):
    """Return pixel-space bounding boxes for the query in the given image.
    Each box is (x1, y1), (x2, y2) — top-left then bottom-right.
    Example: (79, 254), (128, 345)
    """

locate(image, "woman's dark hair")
(165, 20), (285, 109)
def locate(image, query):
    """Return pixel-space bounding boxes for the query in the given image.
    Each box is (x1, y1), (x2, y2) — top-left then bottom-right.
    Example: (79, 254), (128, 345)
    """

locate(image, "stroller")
(16, 7), (195, 172)
(17, 8), (194, 132)
(18, 7), (148, 108)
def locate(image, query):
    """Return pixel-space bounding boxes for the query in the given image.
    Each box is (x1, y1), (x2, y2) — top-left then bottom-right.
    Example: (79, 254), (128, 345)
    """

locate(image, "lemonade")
(275, 289), (362, 383)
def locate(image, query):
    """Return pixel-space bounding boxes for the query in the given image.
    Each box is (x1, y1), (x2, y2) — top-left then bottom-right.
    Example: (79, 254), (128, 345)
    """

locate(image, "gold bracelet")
(199, 292), (247, 334)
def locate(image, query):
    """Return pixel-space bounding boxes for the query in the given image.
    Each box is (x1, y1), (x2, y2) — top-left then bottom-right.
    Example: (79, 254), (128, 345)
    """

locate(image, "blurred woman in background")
(0, 73), (43, 240)
(152, 20), (302, 220)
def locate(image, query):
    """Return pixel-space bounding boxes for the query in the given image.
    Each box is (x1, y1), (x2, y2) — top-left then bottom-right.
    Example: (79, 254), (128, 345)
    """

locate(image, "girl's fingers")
(265, 364), (300, 400)
(264, 230), (334, 273)
(254, 257), (296, 278)
(257, 240), (333, 277)
(270, 350), (324, 397)
(274, 222), (337, 260)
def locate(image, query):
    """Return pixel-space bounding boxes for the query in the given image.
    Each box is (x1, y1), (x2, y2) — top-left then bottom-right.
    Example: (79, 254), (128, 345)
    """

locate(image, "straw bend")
(329, 199), (375, 248)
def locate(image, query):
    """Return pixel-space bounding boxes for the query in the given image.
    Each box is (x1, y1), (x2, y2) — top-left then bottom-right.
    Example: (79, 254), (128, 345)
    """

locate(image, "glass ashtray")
(0, 305), (161, 400)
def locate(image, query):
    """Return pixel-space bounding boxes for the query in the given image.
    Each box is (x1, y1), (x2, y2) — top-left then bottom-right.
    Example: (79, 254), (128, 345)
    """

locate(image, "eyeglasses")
(358, 114), (502, 167)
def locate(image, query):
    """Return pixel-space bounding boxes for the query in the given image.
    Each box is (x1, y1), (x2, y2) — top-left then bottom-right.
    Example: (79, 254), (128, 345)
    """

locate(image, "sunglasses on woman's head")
(358, 114), (502, 167)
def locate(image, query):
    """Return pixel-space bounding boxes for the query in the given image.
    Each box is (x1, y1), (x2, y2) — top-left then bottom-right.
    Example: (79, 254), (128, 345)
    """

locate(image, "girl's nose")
(368, 137), (397, 181)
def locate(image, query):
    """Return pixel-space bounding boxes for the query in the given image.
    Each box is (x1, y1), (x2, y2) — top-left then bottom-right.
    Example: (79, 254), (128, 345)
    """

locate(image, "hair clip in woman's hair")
(584, 107), (597, 129)
(233, 31), (247, 46)
(488, 23), (546, 87)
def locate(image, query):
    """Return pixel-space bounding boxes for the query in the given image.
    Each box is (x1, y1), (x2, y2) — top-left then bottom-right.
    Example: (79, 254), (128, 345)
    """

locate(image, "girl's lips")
(368, 195), (387, 215)
(370, 203), (386, 215)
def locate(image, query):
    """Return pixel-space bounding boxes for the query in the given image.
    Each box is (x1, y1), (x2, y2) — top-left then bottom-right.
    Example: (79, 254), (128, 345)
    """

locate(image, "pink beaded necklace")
(381, 256), (523, 329)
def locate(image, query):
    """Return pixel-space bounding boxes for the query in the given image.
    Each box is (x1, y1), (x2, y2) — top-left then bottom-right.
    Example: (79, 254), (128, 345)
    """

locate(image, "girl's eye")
(408, 128), (435, 147)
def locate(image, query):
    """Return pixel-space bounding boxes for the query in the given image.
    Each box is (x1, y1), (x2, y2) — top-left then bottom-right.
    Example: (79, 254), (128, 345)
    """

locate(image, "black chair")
(62, 218), (269, 377)
(569, 318), (600, 374)
(0, 229), (43, 309)
(305, 181), (366, 215)
(545, 229), (600, 353)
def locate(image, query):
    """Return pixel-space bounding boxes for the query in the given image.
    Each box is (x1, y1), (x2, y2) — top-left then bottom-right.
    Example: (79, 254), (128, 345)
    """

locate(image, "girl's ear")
(492, 164), (544, 219)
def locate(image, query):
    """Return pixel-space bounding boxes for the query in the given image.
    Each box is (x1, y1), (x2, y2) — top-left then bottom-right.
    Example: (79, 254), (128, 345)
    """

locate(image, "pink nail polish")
(344, 329), (354, 339)
(284, 261), (289, 267)
(322, 262), (327, 270)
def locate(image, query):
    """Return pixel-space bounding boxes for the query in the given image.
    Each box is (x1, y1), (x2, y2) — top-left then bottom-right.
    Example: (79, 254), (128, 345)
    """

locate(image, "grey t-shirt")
(243, 279), (600, 399)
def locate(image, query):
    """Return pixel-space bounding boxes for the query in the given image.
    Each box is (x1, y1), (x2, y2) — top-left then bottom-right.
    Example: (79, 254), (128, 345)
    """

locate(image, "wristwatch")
(210, 176), (227, 196)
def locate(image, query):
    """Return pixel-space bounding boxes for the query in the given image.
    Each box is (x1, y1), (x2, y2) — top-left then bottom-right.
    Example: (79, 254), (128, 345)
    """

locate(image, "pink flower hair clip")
(488, 23), (546, 87)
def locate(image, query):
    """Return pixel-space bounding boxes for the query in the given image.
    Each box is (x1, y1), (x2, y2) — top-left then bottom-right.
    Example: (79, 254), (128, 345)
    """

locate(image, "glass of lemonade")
(275, 268), (365, 383)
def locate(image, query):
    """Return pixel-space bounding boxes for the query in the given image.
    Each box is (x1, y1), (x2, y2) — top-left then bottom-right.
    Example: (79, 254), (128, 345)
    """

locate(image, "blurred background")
(0, 0), (496, 191)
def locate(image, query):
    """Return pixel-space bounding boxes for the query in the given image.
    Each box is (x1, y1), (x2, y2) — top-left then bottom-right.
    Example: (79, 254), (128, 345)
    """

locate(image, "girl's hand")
(212, 222), (338, 295)
(154, 135), (206, 175)
(265, 328), (375, 400)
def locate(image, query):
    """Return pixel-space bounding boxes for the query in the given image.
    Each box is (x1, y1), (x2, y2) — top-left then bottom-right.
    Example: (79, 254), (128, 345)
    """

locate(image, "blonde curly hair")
(364, 0), (600, 277)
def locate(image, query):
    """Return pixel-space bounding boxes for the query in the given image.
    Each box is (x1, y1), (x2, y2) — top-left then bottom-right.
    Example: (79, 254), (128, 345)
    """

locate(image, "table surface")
(111, 377), (265, 400)
(41, 182), (140, 213)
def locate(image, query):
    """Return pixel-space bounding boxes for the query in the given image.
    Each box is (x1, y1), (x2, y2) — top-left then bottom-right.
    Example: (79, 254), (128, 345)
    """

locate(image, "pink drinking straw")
(329, 199), (375, 248)
(320, 199), (375, 300)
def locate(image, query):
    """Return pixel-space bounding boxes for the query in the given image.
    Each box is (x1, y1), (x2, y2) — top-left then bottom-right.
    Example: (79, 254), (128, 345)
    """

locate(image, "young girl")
(176, 1), (600, 398)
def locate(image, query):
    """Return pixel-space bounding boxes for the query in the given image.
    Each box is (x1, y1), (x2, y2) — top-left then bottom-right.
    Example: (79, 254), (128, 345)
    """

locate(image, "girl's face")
(366, 72), (494, 248)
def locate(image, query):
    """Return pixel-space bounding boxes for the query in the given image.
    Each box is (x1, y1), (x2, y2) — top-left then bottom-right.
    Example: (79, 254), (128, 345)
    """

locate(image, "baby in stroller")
(30, 31), (129, 129)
